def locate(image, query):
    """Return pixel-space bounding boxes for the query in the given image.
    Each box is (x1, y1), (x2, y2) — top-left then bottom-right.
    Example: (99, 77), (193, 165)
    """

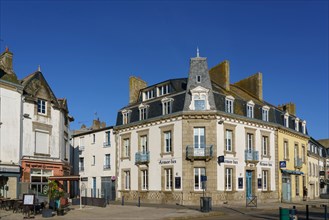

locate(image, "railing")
(135, 151), (150, 165)
(103, 142), (111, 147)
(79, 146), (85, 151)
(186, 145), (213, 160)
(79, 166), (84, 172)
(245, 149), (259, 162)
(246, 196), (257, 207)
(103, 164), (111, 170)
(294, 157), (303, 168)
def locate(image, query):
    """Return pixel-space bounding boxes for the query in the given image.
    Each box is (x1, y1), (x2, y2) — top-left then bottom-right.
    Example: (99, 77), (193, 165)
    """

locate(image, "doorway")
(246, 170), (253, 198)
(282, 174), (291, 202)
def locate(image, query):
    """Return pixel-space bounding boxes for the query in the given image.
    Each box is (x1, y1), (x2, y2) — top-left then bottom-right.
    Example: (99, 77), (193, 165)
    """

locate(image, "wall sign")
(257, 178), (262, 189)
(279, 161), (286, 168)
(238, 177), (243, 189)
(175, 177), (181, 189)
(23, 194), (35, 205)
(158, 158), (177, 165)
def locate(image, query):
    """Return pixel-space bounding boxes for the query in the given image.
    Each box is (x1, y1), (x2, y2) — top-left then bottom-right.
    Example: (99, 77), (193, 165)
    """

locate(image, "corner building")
(115, 54), (305, 205)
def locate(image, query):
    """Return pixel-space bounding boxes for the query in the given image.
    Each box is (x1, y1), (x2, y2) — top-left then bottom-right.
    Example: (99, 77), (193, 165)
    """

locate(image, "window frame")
(225, 96), (234, 113)
(37, 99), (47, 115)
(194, 167), (206, 191)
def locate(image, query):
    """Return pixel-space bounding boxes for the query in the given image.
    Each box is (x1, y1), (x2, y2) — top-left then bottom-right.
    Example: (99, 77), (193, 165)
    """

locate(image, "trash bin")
(279, 207), (290, 220)
(200, 197), (212, 212)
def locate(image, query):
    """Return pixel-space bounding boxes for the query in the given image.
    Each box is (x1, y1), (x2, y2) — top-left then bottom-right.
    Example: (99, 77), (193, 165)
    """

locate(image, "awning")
(281, 169), (304, 175)
(48, 175), (80, 181)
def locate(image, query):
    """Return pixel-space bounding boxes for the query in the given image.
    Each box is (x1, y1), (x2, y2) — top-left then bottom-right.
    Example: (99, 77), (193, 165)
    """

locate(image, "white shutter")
(35, 131), (49, 154)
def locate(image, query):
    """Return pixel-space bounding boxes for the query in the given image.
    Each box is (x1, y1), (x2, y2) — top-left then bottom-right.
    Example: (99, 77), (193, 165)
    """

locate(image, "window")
(302, 121), (306, 134)
(158, 84), (170, 96)
(92, 155), (95, 166)
(123, 138), (130, 158)
(262, 106), (270, 121)
(262, 170), (268, 191)
(141, 169), (148, 190)
(262, 136), (269, 156)
(30, 169), (52, 197)
(246, 133), (253, 151)
(196, 75), (201, 83)
(92, 134), (96, 143)
(139, 104), (149, 120)
(246, 101), (254, 118)
(194, 94), (206, 110)
(124, 171), (130, 190)
(37, 99), (46, 115)
(122, 110), (131, 124)
(294, 143), (299, 159)
(35, 131), (49, 154)
(284, 113), (289, 128)
(302, 145), (305, 163)
(225, 168), (233, 191)
(162, 98), (173, 115)
(225, 96), (234, 113)
(164, 131), (172, 153)
(104, 154), (111, 170)
(284, 141), (289, 159)
(194, 168), (205, 190)
(140, 135), (148, 154)
(79, 137), (85, 150)
(295, 176), (299, 196)
(295, 118), (300, 131)
(194, 128), (205, 149)
(165, 168), (173, 190)
(225, 130), (233, 152)
(144, 89), (154, 100)
(79, 158), (84, 172)
(104, 131), (111, 147)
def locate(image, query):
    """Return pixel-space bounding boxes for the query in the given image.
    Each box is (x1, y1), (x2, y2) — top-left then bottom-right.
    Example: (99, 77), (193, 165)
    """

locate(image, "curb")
(165, 211), (225, 220)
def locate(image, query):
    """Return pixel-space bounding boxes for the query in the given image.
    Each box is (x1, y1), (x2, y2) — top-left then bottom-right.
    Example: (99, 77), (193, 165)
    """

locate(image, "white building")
(114, 54), (279, 205)
(72, 120), (116, 202)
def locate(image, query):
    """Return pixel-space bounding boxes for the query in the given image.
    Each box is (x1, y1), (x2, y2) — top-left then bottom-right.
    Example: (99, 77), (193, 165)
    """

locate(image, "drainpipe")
(19, 96), (24, 165)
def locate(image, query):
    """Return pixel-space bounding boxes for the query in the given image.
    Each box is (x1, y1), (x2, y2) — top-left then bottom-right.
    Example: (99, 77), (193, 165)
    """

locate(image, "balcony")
(103, 164), (111, 170)
(186, 145), (213, 161)
(245, 149), (259, 163)
(294, 157), (303, 169)
(79, 166), (84, 172)
(103, 142), (111, 147)
(79, 146), (85, 151)
(135, 151), (150, 165)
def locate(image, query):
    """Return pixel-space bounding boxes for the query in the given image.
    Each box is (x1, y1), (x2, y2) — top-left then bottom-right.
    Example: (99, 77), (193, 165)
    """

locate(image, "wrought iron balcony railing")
(103, 164), (111, 170)
(245, 149), (259, 162)
(186, 145), (213, 161)
(103, 142), (111, 147)
(135, 151), (150, 165)
(294, 157), (303, 168)
(79, 166), (84, 172)
(79, 146), (85, 151)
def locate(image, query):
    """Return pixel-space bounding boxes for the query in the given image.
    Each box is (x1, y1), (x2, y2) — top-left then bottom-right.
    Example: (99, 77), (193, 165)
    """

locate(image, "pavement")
(0, 198), (328, 220)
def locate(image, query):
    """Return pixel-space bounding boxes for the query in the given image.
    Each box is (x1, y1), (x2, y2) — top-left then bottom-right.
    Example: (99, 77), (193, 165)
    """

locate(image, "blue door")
(92, 177), (96, 197)
(282, 175), (291, 202)
(246, 171), (253, 198)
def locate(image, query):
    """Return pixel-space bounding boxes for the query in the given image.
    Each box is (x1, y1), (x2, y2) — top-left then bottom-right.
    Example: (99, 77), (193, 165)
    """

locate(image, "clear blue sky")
(0, 1), (328, 139)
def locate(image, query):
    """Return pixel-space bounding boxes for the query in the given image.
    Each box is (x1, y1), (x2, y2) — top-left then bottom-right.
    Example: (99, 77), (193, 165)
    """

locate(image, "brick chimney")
(92, 119), (101, 130)
(129, 76), (147, 104)
(209, 60), (230, 91)
(233, 72), (263, 101)
(278, 102), (296, 116)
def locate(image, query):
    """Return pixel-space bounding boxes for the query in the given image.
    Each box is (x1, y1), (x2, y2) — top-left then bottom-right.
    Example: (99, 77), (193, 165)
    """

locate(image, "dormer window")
(161, 97), (174, 115)
(37, 99), (47, 115)
(295, 118), (300, 131)
(122, 109), (132, 125)
(262, 105), (270, 122)
(196, 75), (201, 83)
(302, 120), (306, 134)
(246, 100), (254, 118)
(139, 104), (149, 120)
(284, 112), (289, 128)
(158, 84), (170, 96)
(189, 86), (210, 111)
(143, 89), (154, 101)
(225, 96), (234, 113)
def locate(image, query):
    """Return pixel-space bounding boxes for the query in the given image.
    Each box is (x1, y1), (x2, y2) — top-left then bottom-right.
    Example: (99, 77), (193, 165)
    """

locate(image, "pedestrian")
(303, 186), (308, 201)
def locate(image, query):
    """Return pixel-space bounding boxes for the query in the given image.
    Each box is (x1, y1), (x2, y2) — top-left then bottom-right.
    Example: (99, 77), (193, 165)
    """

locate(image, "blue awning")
(281, 169), (304, 175)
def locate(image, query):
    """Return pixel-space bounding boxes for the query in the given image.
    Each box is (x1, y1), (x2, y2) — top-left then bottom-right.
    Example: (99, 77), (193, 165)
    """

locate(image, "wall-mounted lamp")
(23, 113), (31, 119)
(218, 120), (224, 125)
(217, 155), (225, 165)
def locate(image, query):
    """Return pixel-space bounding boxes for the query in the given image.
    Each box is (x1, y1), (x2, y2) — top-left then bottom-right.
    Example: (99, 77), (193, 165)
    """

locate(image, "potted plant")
(42, 180), (64, 217)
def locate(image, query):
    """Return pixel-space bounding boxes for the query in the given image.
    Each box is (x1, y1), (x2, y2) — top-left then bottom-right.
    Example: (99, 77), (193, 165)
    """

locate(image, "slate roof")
(115, 58), (308, 137)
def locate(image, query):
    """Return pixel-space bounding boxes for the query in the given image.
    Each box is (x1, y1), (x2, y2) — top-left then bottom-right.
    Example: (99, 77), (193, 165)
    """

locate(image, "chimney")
(92, 119), (101, 130)
(209, 60), (230, 91)
(278, 102), (296, 116)
(233, 72), (263, 101)
(129, 76), (147, 104)
(100, 121), (106, 128)
(0, 47), (14, 74)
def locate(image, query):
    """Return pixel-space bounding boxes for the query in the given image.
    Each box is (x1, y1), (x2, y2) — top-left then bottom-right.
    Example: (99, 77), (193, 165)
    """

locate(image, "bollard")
(325, 205), (328, 220)
(306, 205), (309, 220)
(138, 196), (140, 207)
(122, 196), (124, 206)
